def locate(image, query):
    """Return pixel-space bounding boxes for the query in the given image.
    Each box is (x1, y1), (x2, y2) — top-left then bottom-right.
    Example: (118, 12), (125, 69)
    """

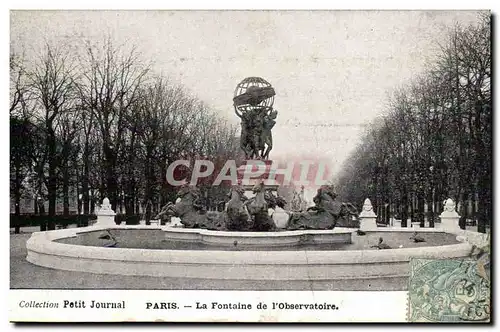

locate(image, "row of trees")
(335, 15), (491, 232)
(10, 38), (241, 229)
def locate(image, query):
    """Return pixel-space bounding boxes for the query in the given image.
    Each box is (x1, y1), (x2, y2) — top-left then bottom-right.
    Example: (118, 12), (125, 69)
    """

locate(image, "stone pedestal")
(359, 198), (377, 231)
(94, 198), (116, 227)
(438, 198), (461, 232)
(237, 160), (278, 194)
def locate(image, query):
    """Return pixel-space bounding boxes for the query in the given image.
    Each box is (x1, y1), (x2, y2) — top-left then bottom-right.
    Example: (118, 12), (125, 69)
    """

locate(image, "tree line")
(334, 15), (491, 232)
(10, 38), (242, 229)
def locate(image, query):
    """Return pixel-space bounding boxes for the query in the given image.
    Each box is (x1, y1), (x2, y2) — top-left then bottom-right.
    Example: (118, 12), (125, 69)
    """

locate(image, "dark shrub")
(115, 214), (141, 225)
(10, 214), (97, 229)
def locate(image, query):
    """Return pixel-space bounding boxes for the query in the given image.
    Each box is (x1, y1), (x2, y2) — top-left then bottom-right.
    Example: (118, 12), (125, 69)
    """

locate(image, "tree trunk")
(125, 131), (137, 216)
(14, 165), (21, 233)
(409, 192), (415, 225)
(99, 171), (106, 204)
(477, 180), (490, 233)
(124, 147), (136, 216)
(160, 157), (168, 206)
(117, 187), (123, 214)
(479, 101), (490, 234)
(82, 144), (90, 215)
(39, 199), (47, 231)
(144, 150), (154, 225)
(427, 191), (435, 228)
(103, 144), (118, 212)
(47, 130), (57, 230)
(62, 160), (70, 216)
(145, 203), (152, 225)
(76, 184), (82, 215)
(417, 190), (425, 228)
(458, 191), (467, 230)
(401, 190), (408, 228)
(14, 163), (21, 216)
(125, 181), (135, 216)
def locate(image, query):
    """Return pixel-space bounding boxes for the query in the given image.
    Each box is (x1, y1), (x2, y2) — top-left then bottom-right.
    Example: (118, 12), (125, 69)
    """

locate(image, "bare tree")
(76, 107), (97, 214)
(55, 111), (80, 216)
(335, 16), (491, 232)
(28, 43), (78, 229)
(10, 52), (33, 219)
(77, 38), (150, 211)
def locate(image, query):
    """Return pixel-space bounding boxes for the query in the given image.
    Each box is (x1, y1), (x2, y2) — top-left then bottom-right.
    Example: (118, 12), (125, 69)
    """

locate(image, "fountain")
(24, 78), (488, 289)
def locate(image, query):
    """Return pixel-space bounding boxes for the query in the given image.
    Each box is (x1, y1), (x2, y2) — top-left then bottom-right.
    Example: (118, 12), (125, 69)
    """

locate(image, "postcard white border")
(9, 290), (407, 323)
(3, 0), (498, 330)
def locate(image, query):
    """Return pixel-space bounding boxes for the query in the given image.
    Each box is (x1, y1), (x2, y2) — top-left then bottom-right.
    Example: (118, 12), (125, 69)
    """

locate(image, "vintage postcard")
(9, 9), (492, 323)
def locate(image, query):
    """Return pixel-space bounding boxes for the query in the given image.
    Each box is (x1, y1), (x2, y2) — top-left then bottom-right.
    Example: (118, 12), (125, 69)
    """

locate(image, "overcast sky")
(10, 10), (483, 186)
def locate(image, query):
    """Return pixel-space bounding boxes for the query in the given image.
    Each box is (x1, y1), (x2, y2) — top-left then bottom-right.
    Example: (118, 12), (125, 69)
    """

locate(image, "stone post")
(438, 198), (461, 232)
(94, 198), (116, 227)
(359, 198), (377, 231)
(411, 221), (421, 229)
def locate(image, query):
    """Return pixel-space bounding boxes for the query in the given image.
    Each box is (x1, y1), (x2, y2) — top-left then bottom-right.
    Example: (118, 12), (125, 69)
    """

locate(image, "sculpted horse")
(156, 183), (288, 232)
(335, 202), (360, 228)
(244, 181), (276, 231)
(286, 185), (359, 230)
(155, 185), (225, 230)
(225, 185), (252, 231)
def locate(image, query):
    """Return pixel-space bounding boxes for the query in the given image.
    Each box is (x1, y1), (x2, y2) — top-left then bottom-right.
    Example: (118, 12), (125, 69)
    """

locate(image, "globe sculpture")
(233, 77), (275, 111)
(153, 77), (359, 232)
(233, 77), (277, 160)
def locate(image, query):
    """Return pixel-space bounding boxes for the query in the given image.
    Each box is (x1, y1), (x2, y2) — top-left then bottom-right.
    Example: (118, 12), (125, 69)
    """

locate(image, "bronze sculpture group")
(155, 182), (285, 231)
(155, 183), (358, 231)
(287, 185), (359, 230)
(155, 77), (359, 231)
(235, 106), (277, 160)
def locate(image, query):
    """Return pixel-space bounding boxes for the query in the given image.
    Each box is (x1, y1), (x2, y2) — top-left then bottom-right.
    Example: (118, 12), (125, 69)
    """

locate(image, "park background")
(8, 10), (491, 233)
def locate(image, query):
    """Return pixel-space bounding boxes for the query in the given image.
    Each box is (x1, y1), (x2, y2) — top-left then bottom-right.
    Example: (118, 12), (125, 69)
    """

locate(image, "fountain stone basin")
(25, 225), (483, 284)
(162, 227), (353, 247)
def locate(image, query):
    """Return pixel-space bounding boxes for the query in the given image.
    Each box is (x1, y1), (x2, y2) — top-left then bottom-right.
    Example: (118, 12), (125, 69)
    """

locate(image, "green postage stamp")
(408, 255), (490, 322)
